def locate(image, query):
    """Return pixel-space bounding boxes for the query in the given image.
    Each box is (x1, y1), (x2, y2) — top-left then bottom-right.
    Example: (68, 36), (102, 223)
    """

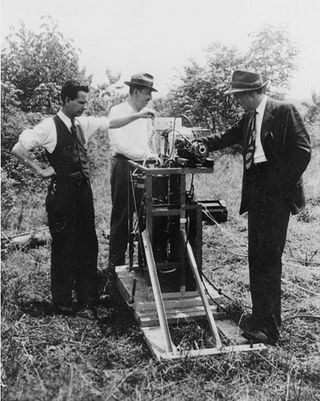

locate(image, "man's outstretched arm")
(109, 108), (156, 129)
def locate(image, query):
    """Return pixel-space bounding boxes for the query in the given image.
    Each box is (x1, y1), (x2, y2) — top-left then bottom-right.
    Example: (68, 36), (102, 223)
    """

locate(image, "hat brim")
(124, 81), (158, 92)
(225, 81), (267, 95)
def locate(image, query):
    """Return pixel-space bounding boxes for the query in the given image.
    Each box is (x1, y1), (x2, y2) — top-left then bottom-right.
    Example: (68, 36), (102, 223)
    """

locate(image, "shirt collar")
(57, 109), (77, 130)
(256, 95), (268, 115)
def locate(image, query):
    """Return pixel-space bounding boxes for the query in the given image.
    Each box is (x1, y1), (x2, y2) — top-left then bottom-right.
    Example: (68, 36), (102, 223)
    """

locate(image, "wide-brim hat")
(225, 70), (267, 94)
(124, 72), (158, 92)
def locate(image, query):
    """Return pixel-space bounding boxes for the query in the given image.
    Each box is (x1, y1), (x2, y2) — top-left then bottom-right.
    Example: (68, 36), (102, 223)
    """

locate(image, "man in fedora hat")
(107, 73), (158, 288)
(203, 70), (311, 344)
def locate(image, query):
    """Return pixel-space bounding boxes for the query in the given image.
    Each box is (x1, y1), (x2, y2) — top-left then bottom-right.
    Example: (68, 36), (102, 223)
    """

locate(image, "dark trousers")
(246, 164), (290, 340)
(108, 157), (144, 270)
(108, 157), (131, 270)
(46, 176), (98, 307)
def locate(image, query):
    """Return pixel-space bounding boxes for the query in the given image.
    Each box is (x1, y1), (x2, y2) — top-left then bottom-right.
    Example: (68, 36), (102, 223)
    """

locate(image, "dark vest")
(46, 115), (90, 178)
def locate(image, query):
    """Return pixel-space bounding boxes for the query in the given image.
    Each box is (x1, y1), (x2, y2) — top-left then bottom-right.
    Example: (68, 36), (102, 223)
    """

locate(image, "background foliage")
(1, 15), (87, 114)
(1, 17), (319, 229)
(160, 24), (301, 131)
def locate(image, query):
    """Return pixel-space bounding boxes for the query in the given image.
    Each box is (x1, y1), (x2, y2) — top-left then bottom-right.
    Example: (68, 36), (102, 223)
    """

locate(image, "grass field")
(1, 125), (320, 400)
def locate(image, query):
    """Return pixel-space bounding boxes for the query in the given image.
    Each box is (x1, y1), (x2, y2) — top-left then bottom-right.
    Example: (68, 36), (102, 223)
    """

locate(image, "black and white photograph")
(1, 0), (320, 400)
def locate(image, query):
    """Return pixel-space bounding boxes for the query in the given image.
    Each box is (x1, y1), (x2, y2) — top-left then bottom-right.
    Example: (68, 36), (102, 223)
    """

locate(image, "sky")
(2, 0), (320, 100)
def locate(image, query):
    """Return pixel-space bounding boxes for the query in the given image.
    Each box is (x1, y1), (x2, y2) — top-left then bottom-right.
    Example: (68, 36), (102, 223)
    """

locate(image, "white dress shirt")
(254, 95), (268, 164)
(19, 110), (110, 153)
(108, 101), (153, 160)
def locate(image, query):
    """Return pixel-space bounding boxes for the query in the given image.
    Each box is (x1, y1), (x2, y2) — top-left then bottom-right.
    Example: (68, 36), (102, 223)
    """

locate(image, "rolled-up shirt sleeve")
(19, 118), (55, 152)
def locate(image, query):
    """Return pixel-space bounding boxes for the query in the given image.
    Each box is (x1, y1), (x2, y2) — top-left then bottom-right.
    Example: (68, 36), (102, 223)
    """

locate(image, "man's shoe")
(53, 304), (74, 316)
(242, 329), (275, 345)
(240, 315), (259, 332)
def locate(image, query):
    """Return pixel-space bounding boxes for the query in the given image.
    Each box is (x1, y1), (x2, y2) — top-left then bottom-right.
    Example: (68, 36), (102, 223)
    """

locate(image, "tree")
(165, 45), (244, 132)
(246, 24), (299, 98)
(161, 25), (299, 132)
(1, 15), (88, 114)
(1, 16), (90, 192)
(1, 81), (23, 122)
(303, 92), (320, 125)
(87, 69), (127, 116)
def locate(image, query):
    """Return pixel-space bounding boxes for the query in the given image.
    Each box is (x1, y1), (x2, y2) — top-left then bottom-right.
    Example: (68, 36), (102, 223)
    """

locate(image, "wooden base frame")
(121, 161), (267, 360)
(116, 264), (267, 360)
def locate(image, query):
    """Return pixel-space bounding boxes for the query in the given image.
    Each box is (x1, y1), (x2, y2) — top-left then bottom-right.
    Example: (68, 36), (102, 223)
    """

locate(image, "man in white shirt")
(12, 79), (155, 317)
(108, 73), (157, 285)
(204, 70), (311, 344)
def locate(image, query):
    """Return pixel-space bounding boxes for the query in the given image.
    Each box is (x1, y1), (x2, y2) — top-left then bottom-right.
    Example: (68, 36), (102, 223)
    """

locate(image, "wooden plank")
(216, 319), (248, 345)
(128, 160), (213, 176)
(162, 291), (199, 299)
(116, 265), (222, 306)
(135, 296), (216, 313)
(141, 327), (266, 361)
(184, 235), (222, 349)
(139, 304), (223, 319)
(141, 327), (171, 356)
(116, 265), (267, 359)
(142, 229), (174, 353)
(116, 266), (155, 303)
(139, 309), (226, 327)
(158, 343), (267, 360)
(194, 204), (203, 271)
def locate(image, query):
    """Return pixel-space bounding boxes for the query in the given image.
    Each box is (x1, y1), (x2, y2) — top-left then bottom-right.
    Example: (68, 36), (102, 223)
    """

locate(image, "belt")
(113, 154), (129, 161)
(53, 171), (88, 183)
(113, 154), (144, 162)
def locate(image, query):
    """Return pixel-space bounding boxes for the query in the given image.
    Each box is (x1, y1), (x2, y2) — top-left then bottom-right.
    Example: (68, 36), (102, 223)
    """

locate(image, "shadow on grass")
(18, 299), (54, 317)
(18, 292), (137, 325)
(96, 291), (142, 335)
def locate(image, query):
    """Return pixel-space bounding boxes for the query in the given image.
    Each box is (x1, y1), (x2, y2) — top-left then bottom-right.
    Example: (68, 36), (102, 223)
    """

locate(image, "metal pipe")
(183, 231), (222, 349)
(142, 230), (173, 353)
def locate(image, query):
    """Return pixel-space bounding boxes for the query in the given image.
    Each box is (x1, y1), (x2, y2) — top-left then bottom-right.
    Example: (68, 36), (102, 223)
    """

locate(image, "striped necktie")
(70, 120), (78, 140)
(70, 120), (90, 178)
(245, 111), (257, 170)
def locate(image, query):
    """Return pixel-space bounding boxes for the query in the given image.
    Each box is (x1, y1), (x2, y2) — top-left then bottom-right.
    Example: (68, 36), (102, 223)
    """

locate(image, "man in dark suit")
(204, 70), (311, 344)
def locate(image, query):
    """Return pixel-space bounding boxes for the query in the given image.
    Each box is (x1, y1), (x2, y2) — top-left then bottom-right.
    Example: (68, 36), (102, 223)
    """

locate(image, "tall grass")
(1, 125), (320, 400)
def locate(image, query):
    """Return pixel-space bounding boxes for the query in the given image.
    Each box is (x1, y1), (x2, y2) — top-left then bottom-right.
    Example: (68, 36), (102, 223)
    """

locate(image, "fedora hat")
(225, 70), (267, 94)
(124, 72), (158, 92)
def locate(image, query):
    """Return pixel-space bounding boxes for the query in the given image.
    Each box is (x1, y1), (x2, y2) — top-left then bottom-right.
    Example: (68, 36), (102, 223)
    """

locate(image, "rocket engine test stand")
(115, 123), (266, 360)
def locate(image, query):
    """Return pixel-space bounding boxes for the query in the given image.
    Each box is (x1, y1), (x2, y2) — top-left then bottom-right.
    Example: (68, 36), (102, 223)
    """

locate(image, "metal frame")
(115, 160), (266, 360)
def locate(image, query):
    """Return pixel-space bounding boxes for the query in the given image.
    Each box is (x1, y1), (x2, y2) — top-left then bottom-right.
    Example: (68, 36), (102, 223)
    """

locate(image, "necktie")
(70, 120), (90, 178)
(71, 120), (78, 140)
(245, 111), (257, 170)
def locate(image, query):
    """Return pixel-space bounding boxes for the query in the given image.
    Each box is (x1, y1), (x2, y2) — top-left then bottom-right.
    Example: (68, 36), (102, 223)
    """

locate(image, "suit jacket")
(205, 97), (311, 215)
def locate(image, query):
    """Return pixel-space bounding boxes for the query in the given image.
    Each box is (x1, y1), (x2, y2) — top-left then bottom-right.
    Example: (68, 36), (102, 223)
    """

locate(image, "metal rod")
(142, 230), (173, 353)
(128, 278), (137, 305)
(182, 231), (223, 349)
(128, 171), (135, 270)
